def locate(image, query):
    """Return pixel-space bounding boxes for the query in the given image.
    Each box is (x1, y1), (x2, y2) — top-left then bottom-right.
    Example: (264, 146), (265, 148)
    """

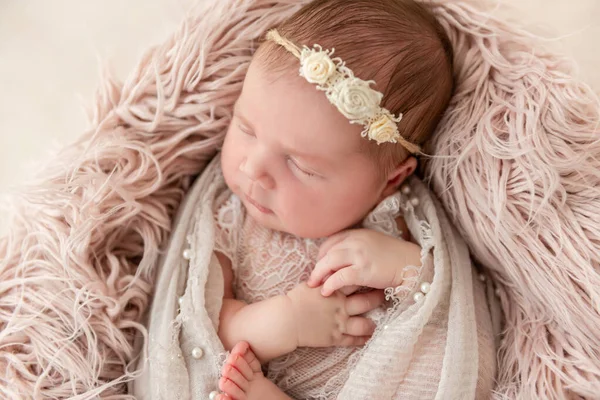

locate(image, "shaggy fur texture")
(426, 3), (600, 398)
(0, 0), (598, 398)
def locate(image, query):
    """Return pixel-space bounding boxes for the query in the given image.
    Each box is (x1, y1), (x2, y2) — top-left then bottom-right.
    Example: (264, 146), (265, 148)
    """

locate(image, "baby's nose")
(240, 159), (275, 190)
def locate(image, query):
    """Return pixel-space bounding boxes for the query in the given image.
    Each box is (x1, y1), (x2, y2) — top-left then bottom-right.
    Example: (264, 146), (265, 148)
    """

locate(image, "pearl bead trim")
(413, 281), (431, 303)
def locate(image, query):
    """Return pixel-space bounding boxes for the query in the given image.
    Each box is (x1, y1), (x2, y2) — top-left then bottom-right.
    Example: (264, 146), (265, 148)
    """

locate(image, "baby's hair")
(258, 0), (454, 174)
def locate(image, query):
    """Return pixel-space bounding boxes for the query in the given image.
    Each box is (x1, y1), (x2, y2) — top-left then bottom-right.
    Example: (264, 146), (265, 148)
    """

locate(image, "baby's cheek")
(221, 137), (239, 174)
(279, 197), (316, 236)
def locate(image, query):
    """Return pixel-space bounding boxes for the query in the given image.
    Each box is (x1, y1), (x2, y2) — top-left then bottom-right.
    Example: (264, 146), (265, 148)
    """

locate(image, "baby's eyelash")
(237, 121), (254, 136)
(300, 168), (315, 177)
(287, 157), (315, 177)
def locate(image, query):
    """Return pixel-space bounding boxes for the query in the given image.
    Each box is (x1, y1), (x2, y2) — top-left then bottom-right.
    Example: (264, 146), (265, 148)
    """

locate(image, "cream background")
(0, 0), (599, 233)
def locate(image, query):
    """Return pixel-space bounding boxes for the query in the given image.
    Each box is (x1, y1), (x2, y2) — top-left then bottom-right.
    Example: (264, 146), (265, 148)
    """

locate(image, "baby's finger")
(316, 230), (352, 261)
(321, 265), (362, 296)
(338, 334), (371, 347)
(345, 290), (385, 315)
(344, 316), (376, 337)
(309, 247), (352, 289)
(339, 285), (361, 296)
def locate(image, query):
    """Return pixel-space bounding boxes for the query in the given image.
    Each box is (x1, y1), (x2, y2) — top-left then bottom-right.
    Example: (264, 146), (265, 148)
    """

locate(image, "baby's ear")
(381, 156), (417, 199)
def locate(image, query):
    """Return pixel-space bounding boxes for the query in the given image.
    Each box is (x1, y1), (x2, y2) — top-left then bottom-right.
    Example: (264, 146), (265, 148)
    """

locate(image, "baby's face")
(221, 57), (387, 239)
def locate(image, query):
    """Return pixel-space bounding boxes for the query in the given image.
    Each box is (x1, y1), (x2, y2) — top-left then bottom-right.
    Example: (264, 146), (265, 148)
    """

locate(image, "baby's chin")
(250, 210), (348, 240)
(291, 219), (365, 240)
(234, 188), (362, 239)
(241, 203), (301, 237)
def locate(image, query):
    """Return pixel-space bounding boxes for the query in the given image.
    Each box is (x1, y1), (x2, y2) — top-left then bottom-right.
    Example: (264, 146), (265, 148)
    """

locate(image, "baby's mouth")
(244, 194), (272, 214)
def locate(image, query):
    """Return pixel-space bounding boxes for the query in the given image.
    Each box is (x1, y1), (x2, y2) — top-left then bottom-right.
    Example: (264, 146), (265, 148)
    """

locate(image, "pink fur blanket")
(1, 0), (599, 398)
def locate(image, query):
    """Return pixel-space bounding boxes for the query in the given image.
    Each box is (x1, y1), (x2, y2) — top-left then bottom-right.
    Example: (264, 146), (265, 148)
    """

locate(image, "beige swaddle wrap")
(132, 156), (498, 399)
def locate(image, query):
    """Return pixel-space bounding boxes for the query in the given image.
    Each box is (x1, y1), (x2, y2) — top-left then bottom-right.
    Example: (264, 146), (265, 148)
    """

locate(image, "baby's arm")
(216, 252), (382, 365)
(216, 252), (297, 364)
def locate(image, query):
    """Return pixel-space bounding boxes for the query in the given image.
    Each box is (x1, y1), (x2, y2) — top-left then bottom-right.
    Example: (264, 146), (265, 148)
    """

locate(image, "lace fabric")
(213, 190), (427, 399)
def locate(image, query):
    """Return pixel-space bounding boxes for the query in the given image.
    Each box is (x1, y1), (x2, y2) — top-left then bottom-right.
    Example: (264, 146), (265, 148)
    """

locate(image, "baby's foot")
(216, 341), (291, 400)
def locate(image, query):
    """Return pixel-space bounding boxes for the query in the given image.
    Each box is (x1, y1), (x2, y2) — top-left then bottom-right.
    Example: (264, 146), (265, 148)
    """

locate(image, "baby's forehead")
(238, 59), (364, 159)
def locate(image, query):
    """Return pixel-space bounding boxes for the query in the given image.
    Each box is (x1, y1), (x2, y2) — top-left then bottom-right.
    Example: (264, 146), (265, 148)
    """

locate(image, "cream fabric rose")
(300, 51), (336, 85)
(329, 77), (382, 121)
(367, 113), (400, 144)
(267, 31), (419, 152)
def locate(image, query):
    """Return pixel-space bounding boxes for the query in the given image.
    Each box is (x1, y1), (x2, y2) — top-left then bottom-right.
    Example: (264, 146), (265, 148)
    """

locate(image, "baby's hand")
(285, 282), (384, 348)
(307, 229), (423, 296)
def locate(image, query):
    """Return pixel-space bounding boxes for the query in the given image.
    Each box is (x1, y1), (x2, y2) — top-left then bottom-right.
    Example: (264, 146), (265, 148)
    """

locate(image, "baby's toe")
(241, 347), (262, 373)
(224, 353), (253, 381)
(219, 376), (246, 400)
(230, 341), (251, 356)
(222, 363), (249, 391)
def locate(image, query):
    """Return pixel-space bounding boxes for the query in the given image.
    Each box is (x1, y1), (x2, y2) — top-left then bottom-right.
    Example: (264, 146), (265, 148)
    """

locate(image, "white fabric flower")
(300, 51), (336, 85)
(367, 113), (400, 144)
(266, 33), (417, 150)
(329, 77), (382, 121)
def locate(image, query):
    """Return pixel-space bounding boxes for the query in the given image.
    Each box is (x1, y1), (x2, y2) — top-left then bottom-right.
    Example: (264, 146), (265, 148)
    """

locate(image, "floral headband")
(266, 29), (420, 153)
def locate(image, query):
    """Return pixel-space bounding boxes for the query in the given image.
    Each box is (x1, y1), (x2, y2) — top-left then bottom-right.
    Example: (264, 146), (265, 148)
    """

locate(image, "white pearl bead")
(183, 249), (192, 260)
(401, 185), (411, 195)
(413, 291), (425, 302)
(410, 197), (419, 206)
(192, 347), (204, 359)
(420, 282), (431, 294)
(209, 391), (219, 400)
(478, 273), (486, 282)
(178, 296), (184, 306)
